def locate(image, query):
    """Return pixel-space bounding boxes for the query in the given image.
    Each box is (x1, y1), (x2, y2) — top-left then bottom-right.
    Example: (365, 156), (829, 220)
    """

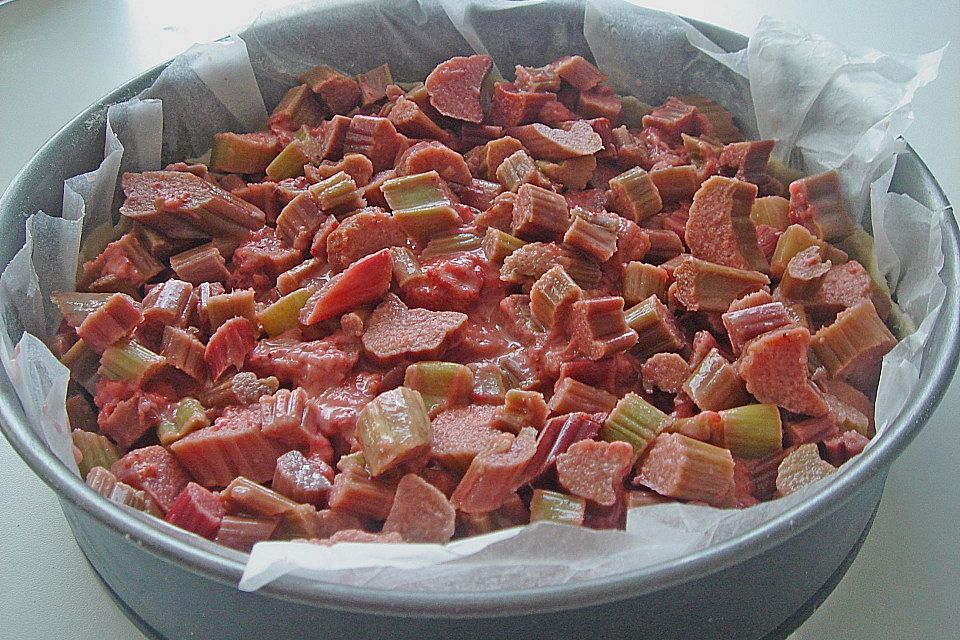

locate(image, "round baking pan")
(1, 2), (957, 639)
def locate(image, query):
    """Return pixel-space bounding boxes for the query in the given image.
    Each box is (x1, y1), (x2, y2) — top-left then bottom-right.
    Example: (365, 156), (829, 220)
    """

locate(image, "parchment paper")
(0, 0), (947, 593)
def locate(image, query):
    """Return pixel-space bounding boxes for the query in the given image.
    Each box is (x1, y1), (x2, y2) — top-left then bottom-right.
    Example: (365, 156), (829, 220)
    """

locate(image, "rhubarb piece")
(209, 132), (281, 174)
(361, 294), (467, 365)
(403, 361), (474, 416)
(642, 97), (700, 138)
(683, 348), (750, 412)
(325, 207), (406, 271)
(676, 95), (742, 142)
(276, 259), (325, 297)
(460, 123), (504, 150)
(396, 140), (472, 185)
(775, 443), (836, 496)
(819, 378), (875, 436)
(393, 204), (461, 242)
(783, 414), (839, 447)
(751, 195), (791, 231)
(548, 377), (618, 415)
(72, 429), (120, 479)
(300, 65), (361, 114)
(120, 171), (265, 239)
(770, 223), (848, 279)
(259, 388), (316, 448)
(271, 504), (323, 540)
(424, 54), (492, 124)
(159, 326), (206, 381)
(779, 245), (831, 299)
(492, 389), (549, 434)
(649, 165), (700, 203)
(215, 515), (279, 551)
(203, 317), (256, 381)
(309, 171), (366, 216)
(451, 427), (537, 514)
(157, 398), (210, 446)
(563, 208), (619, 261)
(556, 439), (633, 506)
(600, 393), (670, 460)
(719, 139), (775, 185)
(328, 467), (397, 520)
(515, 64), (562, 92)
(382, 474), (456, 543)
(431, 405), (507, 472)
(721, 301), (794, 354)
(112, 445), (192, 512)
(343, 115), (403, 171)
(505, 121), (603, 161)
(275, 190), (323, 250)
(623, 294), (685, 360)
(808, 260), (881, 317)
(198, 372), (278, 410)
(607, 166), (662, 223)
(665, 411), (721, 442)
(257, 288), (311, 338)
(222, 475), (298, 517)
(269, 84), (326, 130)
(169, 243), (231, 285)
(495, 149), (552, 192)
(530, 265), (583, 330)
(306, 154), (375, 188)
(52, 292), (113, 328)
(455, 178), (503, 211)
(644, 229), (684, 264)
(489, 82), (554, 127)
(467, 362), (508, 405)
(246, 334), (359, 395)
(636, 433), (735, 507)
(355, 387), (432, 476)
(685, 175), (766, 271)
(577, 88), (622, 125)
(570, 296), (638, 360)
(422, 232), (483, 259)
(99, 340), (164, 383)
(739, 327), (829, 416)
(388, 97), (456, 145)
(300, 248), (393, 324)
(142, 279), (193, 328)
(205, 289), (256, 332)
(810, 300), (897, 388)
(266, 133), (321, 179)
(623, 262), (668, 306)
(166, 482), (224, 539)
(169, 405), (285, 487)
(511, 183), (570, 242)
(356, 63), (393, 106)
(390, 246), (423, 288)
(380, 170), (452, 211)
(523, 412), (603, 483)
(673, 257), (769, 312)
(641, 352), (691, 395)
(716, 404), (783, 458)
(538, 156), (597, 191)
(788, 170), (854, 241)
(821, 430), (871, 466)
(272, 451), (334, 506)
(551, 55), (606, 91)
(76, 293), (142, 351)
(482, 226), (526, 263)
(79, 232), (166, 295)
(529, 489), (586, 525)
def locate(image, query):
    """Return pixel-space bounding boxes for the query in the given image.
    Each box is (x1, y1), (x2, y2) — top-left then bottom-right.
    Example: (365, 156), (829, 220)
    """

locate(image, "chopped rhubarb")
(424, 54), (492, 124)
(300, 248), (393, 324)
(506, 121), (603, 161)
(203, 317), (256, 381)
(111, 445), (192, 513)
(76, 293), (142, 351)
(395, 140), (472, 185)
(382, 474), (456, 543)
(636, 433), (735, 507)
(451, 427), (537, 514)
(511, 183), (570, 242)
(361, 294), (467, 365)
(775, 443), (836, 497)
(489, 82), (554, 127)
(685, 175), (767, 271)
(810, 300), (897, 389)
(556, 439), (633, 506)
(788, 170), (854, 241)
(300, 65), (361, 114)
(165, 482), (224, 540)
(738, 327), (828, 416)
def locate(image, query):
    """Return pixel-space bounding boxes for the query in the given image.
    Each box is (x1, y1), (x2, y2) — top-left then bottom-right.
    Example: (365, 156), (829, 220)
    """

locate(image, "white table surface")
(1, 1), (957, 638)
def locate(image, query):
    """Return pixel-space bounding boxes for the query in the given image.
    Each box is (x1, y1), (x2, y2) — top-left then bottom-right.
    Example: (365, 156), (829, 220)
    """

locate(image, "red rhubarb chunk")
(204, 317), (257, 381)
(738, 327), (828, 417)
(505, 121), (603, 161)
(76, 293), (142, 351)
(361, 293), (467, 365)
(451, 426), (537, 514)
(556, 439), (633, 506)
(169, 405), (285, 487)
(324, 207), (407, 272)
(382, 474), (457, 543)
(431, 404), (511, 472)
(165, 482), (225, 539)
(247, 333), (360, 395)
(300, 248), (394, 324)
(272, 450), (334, 506)
(394, 140), (472, 185)
(424, 54), (492, 124)
(111, 445), (192, 513)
